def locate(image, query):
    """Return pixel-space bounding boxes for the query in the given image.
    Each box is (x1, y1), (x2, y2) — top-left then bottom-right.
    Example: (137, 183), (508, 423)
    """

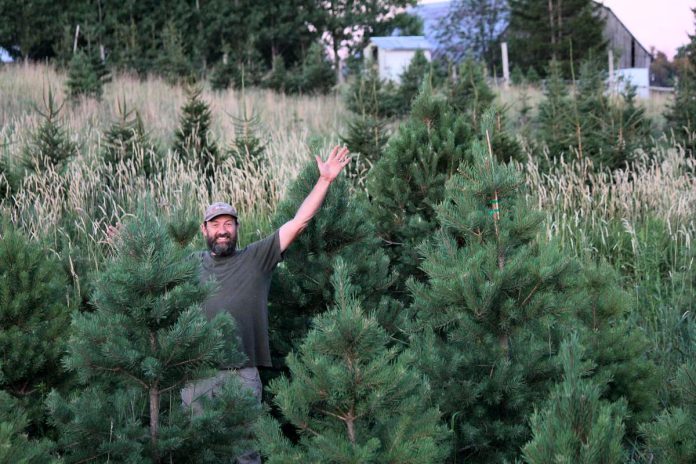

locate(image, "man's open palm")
(316, 146), (351, 182)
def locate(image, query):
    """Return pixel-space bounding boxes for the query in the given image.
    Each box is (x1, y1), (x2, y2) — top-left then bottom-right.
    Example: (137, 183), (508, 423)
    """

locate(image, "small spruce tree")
(256, 261), (449, 463)
(295, 42), (336, 95)
(66, 50), (106, 101)
(446, 57), (495, 127)
(47, 212), (260, 463)
(522, 335), (627, 464)
(536, 60), (576, 160)
(21, 89), (77, 174)
(0, 223), (72, 433)
(102, 98), (159, 177)
(173, 86), (224, 191)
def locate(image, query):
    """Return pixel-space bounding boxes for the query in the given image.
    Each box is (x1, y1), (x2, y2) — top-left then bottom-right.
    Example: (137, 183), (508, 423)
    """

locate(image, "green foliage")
(0, 223), (72, 432)
(49, 210), (258, 462)
(0, 153), (20, 201)
(173, 87), (224, 188)
(398, 50), (432, 114)
(640, 355), (696, 463)
(522, 335), (627, 464)
(340, 114), (389, 182)
(536, 60), (575, 159)
(21, 89), (77, 174)
(507, 0), (606, 78)
(0, 392), (59, 463)
(269, 162), (398, 367)
(446, 58), (523, 163)
(101, 98), (159, 177)
(366, 84), (473, 289)
(345, 67), (401, 119)
(156, 20), (195, 85)
(264, 55), (288, 93)
(257, 261), (449, 463)
(226, 100), (267, 171)
(293, 42), (336, 95)
(569, 262), (660, 432)
(65, 50), (108, 101)
(406, 111), (575, 462)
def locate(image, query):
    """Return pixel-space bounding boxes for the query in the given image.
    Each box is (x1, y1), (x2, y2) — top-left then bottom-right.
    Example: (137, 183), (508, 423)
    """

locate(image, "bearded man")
(181, 146), (350, 463)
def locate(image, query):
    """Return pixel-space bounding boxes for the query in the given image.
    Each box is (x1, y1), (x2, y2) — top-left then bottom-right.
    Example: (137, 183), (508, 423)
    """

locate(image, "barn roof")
(369, 36), (432, 50)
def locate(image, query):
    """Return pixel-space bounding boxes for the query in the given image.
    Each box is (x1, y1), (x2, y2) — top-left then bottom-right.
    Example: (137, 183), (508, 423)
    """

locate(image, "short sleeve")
(246, 230), (284, 273)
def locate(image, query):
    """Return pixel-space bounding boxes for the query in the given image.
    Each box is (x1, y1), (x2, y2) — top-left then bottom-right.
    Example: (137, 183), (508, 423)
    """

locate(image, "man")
(181, 145), (351, 463)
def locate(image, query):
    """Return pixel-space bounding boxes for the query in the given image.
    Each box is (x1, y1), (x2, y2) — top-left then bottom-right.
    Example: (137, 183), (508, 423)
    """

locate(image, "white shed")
(365, 36), (432, 83)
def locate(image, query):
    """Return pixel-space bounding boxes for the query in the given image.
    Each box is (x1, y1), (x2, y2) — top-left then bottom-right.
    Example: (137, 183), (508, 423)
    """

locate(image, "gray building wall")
(599, 5), (652, 69)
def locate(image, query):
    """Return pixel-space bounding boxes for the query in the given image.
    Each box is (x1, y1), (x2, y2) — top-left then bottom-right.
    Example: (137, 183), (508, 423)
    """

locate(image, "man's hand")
(316, 145), (351, 183)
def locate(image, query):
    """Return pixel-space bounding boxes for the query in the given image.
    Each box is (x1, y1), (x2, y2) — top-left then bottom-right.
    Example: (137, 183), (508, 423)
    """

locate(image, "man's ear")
(200, 222), (207, 235)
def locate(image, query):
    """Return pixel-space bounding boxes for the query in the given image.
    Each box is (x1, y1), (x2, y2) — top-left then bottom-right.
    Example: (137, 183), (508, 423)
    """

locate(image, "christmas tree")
(257, 261), (449, 463)
(0, 392), (59, 463)
(21, 88), (77, 174)
(0, 223), (72, 433)
(48, 211), (260, 463)
(269, 161), (398, 367)
(522, 335), (627, 463)
(666, 8), (696, 155)
(406, 110), (575, 462)
(366, 84), (473, 292)
(173, 86), (224, 191)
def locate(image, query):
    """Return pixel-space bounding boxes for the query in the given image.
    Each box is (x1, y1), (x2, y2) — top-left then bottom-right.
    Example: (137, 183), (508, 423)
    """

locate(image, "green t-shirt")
(198, 231), (283, 368)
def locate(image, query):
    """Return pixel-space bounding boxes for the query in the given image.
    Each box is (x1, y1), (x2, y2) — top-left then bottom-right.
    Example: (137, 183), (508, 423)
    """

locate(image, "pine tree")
(569, 262), (659, 433)
(0, 392), (59, 463)
(406, 110), (575, 462)
(21, 89), (77, 174)
(256, 261), (449, 463)
(226, 98), (267, 171)
(47, 212), (260, 463)
(173, 86), (224, 190)
(522, 335), (627, 464)
(366, 84), (473, 293)
(446, 58), (522, 163)
(295, 42), (336, 95)
(269, 162), (398, 367)
(0, 223), (72, 433)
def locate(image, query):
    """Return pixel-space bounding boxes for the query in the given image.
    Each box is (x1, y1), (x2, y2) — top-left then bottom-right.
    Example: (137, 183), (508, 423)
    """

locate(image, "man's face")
(201, 215), (237, 257)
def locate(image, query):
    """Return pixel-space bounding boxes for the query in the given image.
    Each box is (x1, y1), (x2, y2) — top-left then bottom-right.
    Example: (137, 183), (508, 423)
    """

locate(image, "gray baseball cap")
(203, 202), (238, 222)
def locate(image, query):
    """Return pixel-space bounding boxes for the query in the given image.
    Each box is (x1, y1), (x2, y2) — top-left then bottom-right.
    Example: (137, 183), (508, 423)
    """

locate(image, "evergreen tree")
(0, 153), (20, 201)
(406, 111), (575, 462)
(226, 99), (267, 171)
(21, 89), (77, 174)
(0, 392), (59, 463)
(294, 42), (336, 94)
(397, 50), (432, 114)
(507, 0), (606, 78)
(366, 84), (473, 293)
(446, 58), (522, 163)
(344, 67), (401, 119)
(101, 98), (158, 177)
(156, 20), (195, 85)
(570, 262), (659, 433)
(269, 162), (398, 367)
(536, 60), (575, 160)
(0, 223), (72, 433)
(257, 261), (449, 463)
(66, 50), (108, 101)
(173, 86), (224, 190)
(640, 335), (696, 463)
(666, 8), (696, 156)
(522, 335), (627, 464)
(48, 211), (260, 463)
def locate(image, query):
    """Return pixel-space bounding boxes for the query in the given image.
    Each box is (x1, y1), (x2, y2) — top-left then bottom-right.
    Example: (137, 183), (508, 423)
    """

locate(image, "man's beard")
(206, 232), (237, 257)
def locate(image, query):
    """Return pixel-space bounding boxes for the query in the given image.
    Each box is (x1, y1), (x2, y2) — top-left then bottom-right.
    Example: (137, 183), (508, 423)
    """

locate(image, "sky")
(419, 0), (695, 59)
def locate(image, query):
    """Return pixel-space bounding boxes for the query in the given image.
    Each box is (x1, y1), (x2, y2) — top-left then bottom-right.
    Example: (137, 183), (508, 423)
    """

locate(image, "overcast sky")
(418, 0), (695, 59)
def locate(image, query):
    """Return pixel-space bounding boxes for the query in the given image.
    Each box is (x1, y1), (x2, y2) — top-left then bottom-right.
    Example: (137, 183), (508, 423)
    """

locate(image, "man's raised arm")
(278, 145), (351, 252)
